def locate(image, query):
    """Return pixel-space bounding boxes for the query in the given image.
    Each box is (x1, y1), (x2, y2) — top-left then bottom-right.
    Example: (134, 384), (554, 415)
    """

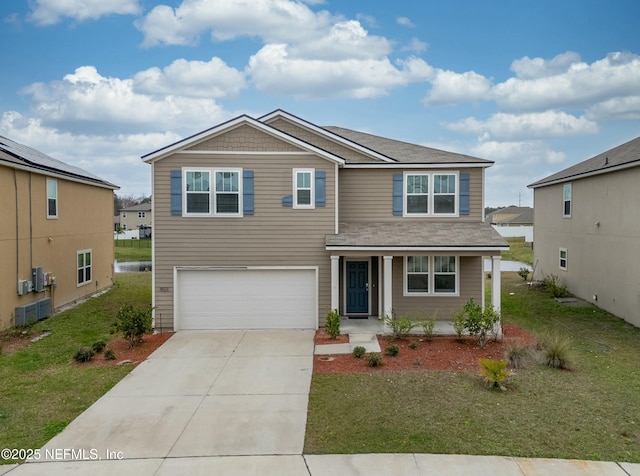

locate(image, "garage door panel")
(177, 269), (316, 330)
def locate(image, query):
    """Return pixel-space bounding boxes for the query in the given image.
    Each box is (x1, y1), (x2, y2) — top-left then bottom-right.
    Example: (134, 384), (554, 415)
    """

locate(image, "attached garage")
(175, 267), (318, 330)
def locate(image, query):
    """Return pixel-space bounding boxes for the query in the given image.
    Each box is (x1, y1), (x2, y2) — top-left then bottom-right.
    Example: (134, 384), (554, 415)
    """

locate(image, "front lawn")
(0, 273), (152, 463)
(305, 273), (640, 462)
(502, 236), (533, 264)
(114, 239), (152, 262)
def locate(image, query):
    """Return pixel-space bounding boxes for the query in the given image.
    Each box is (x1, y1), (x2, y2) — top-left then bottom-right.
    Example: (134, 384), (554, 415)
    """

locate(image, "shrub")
(517, 267), (530, 281)
(91, 340), (107, 354)
(452, 309), (466, 341)
(114, 304), (153, 348)
(74, 346), (95, 363)
(409, 341), (419, 350)
(104, 349), (116, 361)
(325, 309), (341, 339)
(366, 352), (383, 367)
(384, 315), (416, 340)
(420, 318), (436, 342)
(385, 345), (399, 357)
(541, 332), (573, 369)
(462, 299), (500, 348)
(542, 274), (570, 298)
(479, 358), (510, 390)
(505, 342), (531, 369)
(353, 346), (366, 358)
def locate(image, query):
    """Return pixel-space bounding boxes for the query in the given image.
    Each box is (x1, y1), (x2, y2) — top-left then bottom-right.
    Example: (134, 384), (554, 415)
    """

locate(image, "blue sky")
(1, 0), (639, 206)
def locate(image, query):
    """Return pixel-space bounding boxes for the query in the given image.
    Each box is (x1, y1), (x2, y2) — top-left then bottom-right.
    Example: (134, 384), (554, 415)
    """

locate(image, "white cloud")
(586, 95), (640, 121)
(472, 139), (566, 165)
(402, 38), (428, 54)
(446, 111), (598, 141)
(422, 69), (492, 105)
(396, 17), (415, 28)
(247, 45), (432, 99)
(510, 51), (582, 79)
(29, 0), (140, 25)
(22, 66), (234, 135)
(136, 0), (333, 47)
(133, 57), (246, 98)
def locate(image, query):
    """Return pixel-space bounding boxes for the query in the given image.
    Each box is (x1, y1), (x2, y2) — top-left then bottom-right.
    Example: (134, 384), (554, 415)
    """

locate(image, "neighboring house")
(528, 135), (640, 328)
(0, 135), (118, 330)
(487, 206), (534, 226)
(117, 203), (152, 231)
(142, 110), (508, 332)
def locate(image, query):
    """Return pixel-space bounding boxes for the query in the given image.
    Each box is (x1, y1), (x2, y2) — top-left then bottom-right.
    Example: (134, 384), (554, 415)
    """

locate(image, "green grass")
(0, 273), (151, 463)
(501, 237), (533, 264)
(305, 273), (640, 462)
(114, 239), (151, 262)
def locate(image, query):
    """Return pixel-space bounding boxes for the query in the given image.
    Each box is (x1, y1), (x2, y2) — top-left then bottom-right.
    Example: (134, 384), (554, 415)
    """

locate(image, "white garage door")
(176, 268), (317, 330)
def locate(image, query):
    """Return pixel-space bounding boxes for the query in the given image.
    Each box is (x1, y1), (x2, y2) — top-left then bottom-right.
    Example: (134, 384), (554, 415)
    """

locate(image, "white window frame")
(214, 168), (243, 217)
(182, 168), (244, 217)
(405, 256), (430, 294)
(404, 256), (459, 296)
(293, 168), (315, 209)
(559, 248), (568, 271)
(183, 169), (212, 216)
(46, 178), (58, 219)
(77, 249), (92, 286)
(563, 183), (572, 218)
(403, 172), (459, 217)
(138, 211), (146, 218)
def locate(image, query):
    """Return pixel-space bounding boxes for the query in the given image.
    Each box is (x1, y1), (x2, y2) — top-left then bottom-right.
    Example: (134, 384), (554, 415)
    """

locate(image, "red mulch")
(74, 332), (175, 367)
(313, 323), (536, 374)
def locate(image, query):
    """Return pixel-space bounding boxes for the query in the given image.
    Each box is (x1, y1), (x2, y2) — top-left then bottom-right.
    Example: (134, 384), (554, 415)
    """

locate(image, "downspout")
(29, 172), (33, 272)
(14, 170), (19, 284)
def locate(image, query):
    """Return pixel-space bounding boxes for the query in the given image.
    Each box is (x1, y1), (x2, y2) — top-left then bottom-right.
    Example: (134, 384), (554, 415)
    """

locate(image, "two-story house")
(118, 203), (152, 232)
(143, 110), (508, 331)
(529, 135), (640, 328)
(0, 135), (118, 330)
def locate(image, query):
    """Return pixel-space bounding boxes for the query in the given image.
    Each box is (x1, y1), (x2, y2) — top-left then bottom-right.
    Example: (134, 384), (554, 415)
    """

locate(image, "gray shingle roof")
(326, 222), (508, 249)
(487, 206), (534, 225)
(323, 126), (493, 165)
(528, 135), (640, 188)
(0, 135), (118, 189)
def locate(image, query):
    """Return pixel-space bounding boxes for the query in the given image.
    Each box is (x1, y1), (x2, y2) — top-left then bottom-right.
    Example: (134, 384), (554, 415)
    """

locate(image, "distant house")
(142, 110), (507, 332)
(528, 136), (640, 328)
(486, 206), (533, 226)
(0, 135), (118, 330)
(117, 203), (152, 232)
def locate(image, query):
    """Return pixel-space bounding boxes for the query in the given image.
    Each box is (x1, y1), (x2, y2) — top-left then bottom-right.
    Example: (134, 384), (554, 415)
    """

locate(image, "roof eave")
(528, 159), (640, 189)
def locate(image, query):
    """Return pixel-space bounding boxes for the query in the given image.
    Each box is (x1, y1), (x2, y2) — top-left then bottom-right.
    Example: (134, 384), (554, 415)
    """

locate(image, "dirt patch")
(74, 332), (175, 367)
(313, 323), (536, 374)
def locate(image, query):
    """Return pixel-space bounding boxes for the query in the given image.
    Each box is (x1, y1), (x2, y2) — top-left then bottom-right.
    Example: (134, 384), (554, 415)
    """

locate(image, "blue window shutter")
(315, 170), (326, 207)
(459, 172), (470, 215)
(170, 170), (182, 216)
(282, 195), (293, 207)
(243, 170), (254, 216)
(392, 173), (403, 216)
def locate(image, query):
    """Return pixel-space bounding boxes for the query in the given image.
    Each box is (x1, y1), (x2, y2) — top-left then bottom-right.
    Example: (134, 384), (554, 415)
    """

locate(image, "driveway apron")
(33, 330), (315, 461)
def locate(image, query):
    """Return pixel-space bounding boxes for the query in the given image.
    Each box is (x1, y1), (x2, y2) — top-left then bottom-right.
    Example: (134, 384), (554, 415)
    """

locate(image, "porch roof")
(326, 222), (509, 252)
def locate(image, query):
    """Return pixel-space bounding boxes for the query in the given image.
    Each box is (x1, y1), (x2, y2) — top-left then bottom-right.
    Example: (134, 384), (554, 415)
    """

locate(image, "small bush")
(479, 358), (510, 390)
(353, 346), (366, 358)
(366, 352), (383, 367)
(420, 318), (436, 342)
(409, 341), (419, 350)
(325, 309), (341, 339)
(517, 267), (530, 281)
(453, 309), (465, 341)
(91, 340), (107, 354)
(541, 332), (573, 369)
(385, 345), (399, 357)
(104, 349), (116, 360)
(74, 346), (95, 363)
(462, 299), (500, 348)
(114, 304), (153, 348)
(384, 315), (416, 340)
(506, 342), (531, 369)
(542, 274), (570, 298)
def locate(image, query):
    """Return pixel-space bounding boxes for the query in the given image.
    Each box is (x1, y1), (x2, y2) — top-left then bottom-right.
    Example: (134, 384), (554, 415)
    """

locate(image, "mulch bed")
(313, 323), (536, 374)
(74, 332), (175, 367)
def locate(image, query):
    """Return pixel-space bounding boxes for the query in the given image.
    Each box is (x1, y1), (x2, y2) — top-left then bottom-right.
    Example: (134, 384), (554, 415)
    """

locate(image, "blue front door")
(346, 261), (368, 314)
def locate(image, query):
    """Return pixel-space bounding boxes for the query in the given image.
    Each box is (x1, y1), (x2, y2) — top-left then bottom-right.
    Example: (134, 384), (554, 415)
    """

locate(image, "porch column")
(491, 255), (503, 338)
(382, 256), (393, 322)
(330, 255), (340, 312)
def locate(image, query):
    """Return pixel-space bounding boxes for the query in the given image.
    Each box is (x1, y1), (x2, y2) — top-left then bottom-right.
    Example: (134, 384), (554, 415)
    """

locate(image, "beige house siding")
(119, 209), (151, 231)
(533, 167), (640, 327)
(187, 124), (303, 153)
(152, 152), (336, 331)
(1, 167), (115, 330)
(339, 167), (484, 223)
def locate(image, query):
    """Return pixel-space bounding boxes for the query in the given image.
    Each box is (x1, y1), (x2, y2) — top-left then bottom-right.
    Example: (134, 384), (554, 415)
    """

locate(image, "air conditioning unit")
(17, 280), (30, 296)
(15, 302), (38, 326)
(37, 298), (52, 320)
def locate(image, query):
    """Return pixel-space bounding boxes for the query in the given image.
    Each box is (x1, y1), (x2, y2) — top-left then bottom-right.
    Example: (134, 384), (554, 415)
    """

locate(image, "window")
(563, 183), (572, 217)
(122, 212), (127, 218)
(405, 256), (458, 295)
(138, 211), (146, 218)
(47, 179), (58, 218)
(406, 174), (429, 214)
(403, 173), (458, 216)
(77, 250), (92, 286)
(559, 248), (568, 271)
(433, 174), (456, 214)
(215, 169), (241, 215)
(294, 169), (314, 208)
(406, 256), (429, 293)
(185, 170), (211, 214)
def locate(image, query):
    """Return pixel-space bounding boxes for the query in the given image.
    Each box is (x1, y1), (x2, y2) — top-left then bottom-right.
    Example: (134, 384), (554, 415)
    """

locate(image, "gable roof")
(486, 206), (534, 225)
(120, 203), (152, 212)
(0, 135), (118, 190)
(529, 135), (640, 188)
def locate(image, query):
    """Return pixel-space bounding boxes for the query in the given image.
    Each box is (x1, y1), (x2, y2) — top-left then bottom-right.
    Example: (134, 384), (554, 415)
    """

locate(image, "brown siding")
(153, 153), (336, 330)
(187, 124), (303, 152)
(339, 167), (484, 223)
